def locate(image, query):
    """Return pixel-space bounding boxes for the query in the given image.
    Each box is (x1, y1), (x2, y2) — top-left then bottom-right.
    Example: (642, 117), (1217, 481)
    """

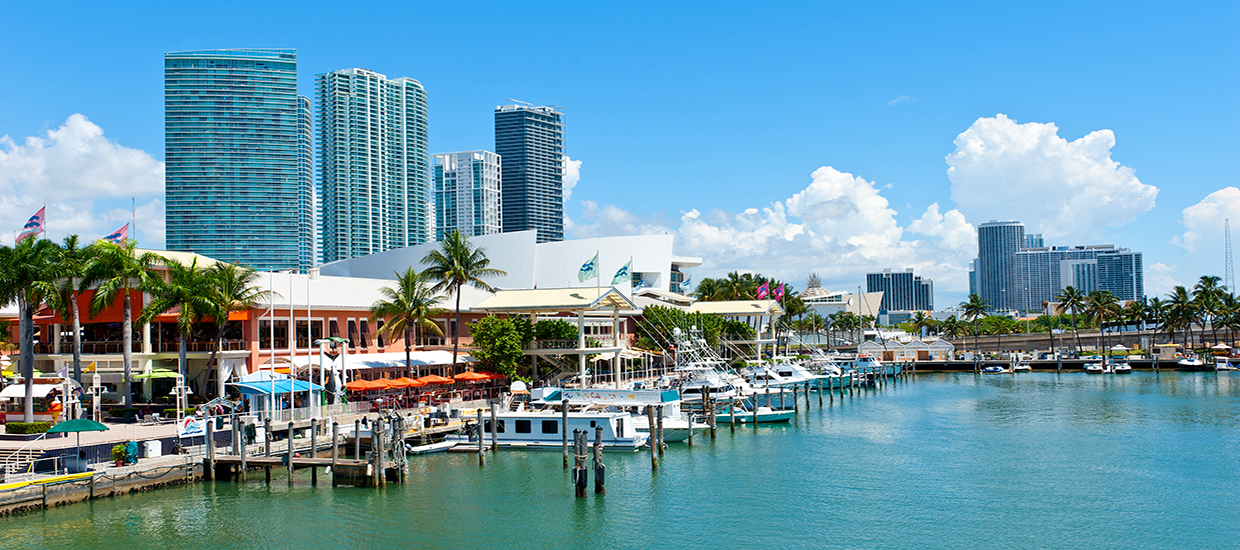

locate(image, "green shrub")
(162, 408), (195, 418)
(108, 407), (139, 418)
(6, 422), (52, 434)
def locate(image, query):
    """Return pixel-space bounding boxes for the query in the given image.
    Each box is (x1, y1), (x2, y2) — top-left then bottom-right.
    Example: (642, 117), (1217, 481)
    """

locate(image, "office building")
(867, 269), (934, 311)
(164, 49), (313, 271)
(495, 103), (565, 243)
(976, 221), (1025, 311)
(431, 151), (502, 240)
(318, 68), (431, 263)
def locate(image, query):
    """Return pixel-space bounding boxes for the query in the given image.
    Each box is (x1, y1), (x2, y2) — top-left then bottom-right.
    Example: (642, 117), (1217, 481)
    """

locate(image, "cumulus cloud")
(562, 156), (581, 204)
(569, 166), (977, 294)
(0, 114), (165, 246)
(887, 95), (917, 106)
(946, 114), (1157, 241)
(1145, 262), (1181, 297)
(1172, 187), (1240, 254)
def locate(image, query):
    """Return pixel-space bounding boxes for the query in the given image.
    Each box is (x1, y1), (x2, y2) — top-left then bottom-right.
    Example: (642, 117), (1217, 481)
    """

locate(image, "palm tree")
(1056, 286), (1087, 354)
(714, 271), (757, 301)
(45, 235), (91, 384)
(81, 241), (162, 408)
(370, 267), (447, 377)
(1219, 293), (1240, 347)
(690, 277), (722, 301)
(205, 263), (270, 381)
(1193, 275), (1224, 345)
(1085, 290), (1121, 358)
(960, 294), (989, 357)
(0, 238), (66, 422)
(138, 257), (217, 383)
(422, 230), (506, 375)
(1166, 285), (1195, 349)
(1146, 297), (1168, 343)
(911, 311), (935, 337)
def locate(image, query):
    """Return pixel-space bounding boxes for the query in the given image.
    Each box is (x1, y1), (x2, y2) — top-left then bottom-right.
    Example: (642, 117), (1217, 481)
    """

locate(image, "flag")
(84, 362), (97, 372)
(102, 223), (129, 244)
(679, 274), (691, 291)
(17, 207), (45, 242)
(756, 281), (770, 299)
(578, 253), (598, 282)
(611, 260), (632, 285)
(773, 284), (785, 301)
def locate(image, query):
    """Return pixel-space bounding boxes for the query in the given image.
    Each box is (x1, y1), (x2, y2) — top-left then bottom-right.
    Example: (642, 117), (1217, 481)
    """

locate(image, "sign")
(178, 416), (206, 438)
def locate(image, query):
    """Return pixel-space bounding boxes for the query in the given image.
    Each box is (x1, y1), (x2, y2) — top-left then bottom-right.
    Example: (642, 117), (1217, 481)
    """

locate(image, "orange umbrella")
(345, 379), (382, 391)
(389, 377), (426, 388)
(454, 371), (489, 382)
(416, 374), (455, 385)
(478, 371), (507, 380)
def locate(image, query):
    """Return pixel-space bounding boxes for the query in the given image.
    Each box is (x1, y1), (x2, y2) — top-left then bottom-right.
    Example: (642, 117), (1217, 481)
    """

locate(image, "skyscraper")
(1014, 245), (1144, 310)
(431, 151), (502, 240)
(977, 220), (1025, 311)
(165, 49), (313, 271)
(317, 68), (431, 263)
(495, 103), (564, 243)
(867, 268), (934, 311)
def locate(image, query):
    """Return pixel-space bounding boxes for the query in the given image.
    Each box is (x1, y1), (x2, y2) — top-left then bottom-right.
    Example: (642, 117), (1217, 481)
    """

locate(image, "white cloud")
(1172, 186), (1240, 254)
(887, 95), (917, 106)
(562, 156), (581, 204)
(946, 114), (1157, 241)
(568, 166), (977, 294)
(1145, 262), (1181, 297)
(0, 114), (165, 246)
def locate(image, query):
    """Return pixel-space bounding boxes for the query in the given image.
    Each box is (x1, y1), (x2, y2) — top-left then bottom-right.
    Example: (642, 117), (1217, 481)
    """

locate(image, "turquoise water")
(6, 373), (1240, 549)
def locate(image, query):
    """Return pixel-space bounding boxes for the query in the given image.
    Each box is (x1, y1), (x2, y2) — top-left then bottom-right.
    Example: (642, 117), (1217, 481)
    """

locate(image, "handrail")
(3, 431), (50, 478)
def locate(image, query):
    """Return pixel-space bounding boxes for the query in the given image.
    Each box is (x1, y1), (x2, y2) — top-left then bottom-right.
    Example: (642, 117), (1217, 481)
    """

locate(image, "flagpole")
(596, 249), (600, 295)
(132, 196), (136, 244)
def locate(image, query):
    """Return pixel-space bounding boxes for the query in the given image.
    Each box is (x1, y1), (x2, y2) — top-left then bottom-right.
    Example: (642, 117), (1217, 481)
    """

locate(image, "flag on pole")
(773, 283), (785, 301)
(611, 260), (632, 285)
(102, 223), (129, 244)
(578, 253), (599, 282)
(17, 207), (45, 242)
(84, 362), (97, 372)
(679, 274), (691, 292)
(756, 281), (770, 299)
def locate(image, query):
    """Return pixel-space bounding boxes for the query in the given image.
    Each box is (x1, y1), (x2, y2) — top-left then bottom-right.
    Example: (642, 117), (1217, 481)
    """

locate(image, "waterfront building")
(318, 68), (431, 263)
(164, 49), (313, 271)
(1014, 245), (1144, 310)
(866, 268), (933, 311)
(977, 221), (1025, 311)
(495, 103), (565, 243)
(802, 289), (885, 319)
(431, 151), (502, 240)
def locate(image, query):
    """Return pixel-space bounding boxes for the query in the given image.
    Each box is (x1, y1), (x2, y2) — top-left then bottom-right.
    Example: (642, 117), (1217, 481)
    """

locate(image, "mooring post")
(765, 388), (771, 409)
(489, 403), (499, 454)
(646, 406), (658, 471)
(593, 425), (606, 495)
(231, 414), (239, 455)
(331, 422), (339, 487)
(561, 399), (570, 469)
(707, 390), (716, 440)
(354, 419), (362, 459)
(239, 424), (248, 482)
(792, 385), (798, 412)
(286, 421), (294, 486)
(573, 430), (588, 498)
(660, 405), (670, 450)
(264, 418), (272, 457)
(310, 418), (318, 487)
(729, 397), (736, 430)
(205, 418), (215, 481)
(476, 409), (485, 467)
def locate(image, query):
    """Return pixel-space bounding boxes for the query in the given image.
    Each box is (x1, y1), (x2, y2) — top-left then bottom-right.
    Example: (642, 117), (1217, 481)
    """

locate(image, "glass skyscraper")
(867, 268), (934, 311)
(164, 49), (312, 271)
(977, 220), (1026, 311)
(317, 68), (431, 263)
(495, 103), (564, 243)
(431, 151), (502, 240)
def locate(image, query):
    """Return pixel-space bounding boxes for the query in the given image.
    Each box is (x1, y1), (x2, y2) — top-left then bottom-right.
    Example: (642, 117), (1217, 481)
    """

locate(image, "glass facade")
(1014, 245), (1144, 311)
(867, 269), (934, 311)
(317, 68), (431, 263)
(977, 221), (1025, 311)
(164, 49), (312, 271)
(431, 151), (502, 240)
(495, 104), (564, 243)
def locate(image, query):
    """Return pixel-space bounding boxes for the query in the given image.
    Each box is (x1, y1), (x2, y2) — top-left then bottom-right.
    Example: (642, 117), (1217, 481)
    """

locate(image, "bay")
(5, 372), (1239, 549)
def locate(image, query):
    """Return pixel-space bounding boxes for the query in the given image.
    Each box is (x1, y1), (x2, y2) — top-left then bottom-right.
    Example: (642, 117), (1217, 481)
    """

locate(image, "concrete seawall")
(0, 455), (202, 517)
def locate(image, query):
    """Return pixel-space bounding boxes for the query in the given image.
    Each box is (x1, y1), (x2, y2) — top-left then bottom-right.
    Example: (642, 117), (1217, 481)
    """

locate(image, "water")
(6, 373), (1240, 549)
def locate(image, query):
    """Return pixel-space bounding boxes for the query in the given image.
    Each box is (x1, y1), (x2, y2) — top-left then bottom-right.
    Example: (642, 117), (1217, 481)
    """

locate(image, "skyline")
(0, 1), (1236, 306)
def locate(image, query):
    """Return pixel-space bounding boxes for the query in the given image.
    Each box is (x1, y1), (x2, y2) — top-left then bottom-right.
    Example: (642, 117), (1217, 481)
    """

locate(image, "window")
(347, 320), (358, 348)
(329, 320), (340, 338)
(515, 420), (531, 434)
(589, 420), (596, 428)
(360, 320), (371, 349)
(541, 420), (558, 434)
(483, 420), (506, 433)
(376, 320), (386, 347)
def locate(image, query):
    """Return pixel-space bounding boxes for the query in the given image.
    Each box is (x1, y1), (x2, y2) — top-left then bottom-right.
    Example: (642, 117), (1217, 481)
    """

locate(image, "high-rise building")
(431, 151), (502, 240)
(317, 68), (431, 263)
(165, 49), (313, 271)
(1000, 239), (1145, 311)
(495, 103), (564, 243)
(867, 269), (934, 311)
(977, 221), (1025, 311)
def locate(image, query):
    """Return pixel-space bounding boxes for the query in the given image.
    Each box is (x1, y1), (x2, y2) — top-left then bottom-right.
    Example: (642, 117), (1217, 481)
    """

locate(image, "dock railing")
(266, 402), (364, 424)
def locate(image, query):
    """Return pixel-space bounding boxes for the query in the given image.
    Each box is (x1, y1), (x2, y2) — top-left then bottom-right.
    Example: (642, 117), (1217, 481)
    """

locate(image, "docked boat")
(1014, 361), (1032, 372)
(1177, 354), (1207, 371)
(1112, 359), (1133, 374)
(1084, 361), (1105, 374)
(535, 387), (707, 444)
(1216, 358), (1238, 371)
(445, 409), (648, 451)
(713, 406), (794, 424)
(981, 365), (1008, 374)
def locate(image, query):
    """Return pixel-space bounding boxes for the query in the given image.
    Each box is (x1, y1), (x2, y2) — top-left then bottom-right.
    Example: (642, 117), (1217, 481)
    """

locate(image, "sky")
(1, 1), (1237, 307)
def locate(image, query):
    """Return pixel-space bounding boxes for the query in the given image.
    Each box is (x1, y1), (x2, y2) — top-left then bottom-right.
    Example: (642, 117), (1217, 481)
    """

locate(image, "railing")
(2, 455), (69, 482)
(264, 402), (364, 424)
(29, 340), (249, 355)
(527, 337), (621, 351)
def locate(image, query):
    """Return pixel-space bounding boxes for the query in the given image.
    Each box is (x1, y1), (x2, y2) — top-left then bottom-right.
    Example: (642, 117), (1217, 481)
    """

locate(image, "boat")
(406, 441), (456, 455)
(444, 399), (648, 451)
(1014, 361), (1032, 372)
(533, 387), (707, 444)
(981, 365), (1008, 374)
(1176, 354), (1207, 371)
(1112, 359), (1132, 374)
(713, 406), (795, 424)
(1216, 358), (1238, 371)
(1084, 361), (1105, 374)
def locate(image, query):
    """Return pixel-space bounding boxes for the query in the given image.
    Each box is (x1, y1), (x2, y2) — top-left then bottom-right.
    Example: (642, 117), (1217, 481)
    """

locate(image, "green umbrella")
(132, 368), (178, 380)
(48, 418), (110, 469)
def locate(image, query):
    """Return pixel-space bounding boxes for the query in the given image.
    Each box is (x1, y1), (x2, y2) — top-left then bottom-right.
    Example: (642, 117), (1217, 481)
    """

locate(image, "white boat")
(534, 387), (707, 444)
(445, 409), (648, 451)
(1084, 361), (1105, 374)
(406, 441), (455, 455)
(981, 365), (1008, 374)
(1217, 358), (1238, 371)
(1112, 359), (1133, 374)
(713, 406), (794, 424)
(1014, 361), (1032, 372)
(1177, 354), (1207, 371)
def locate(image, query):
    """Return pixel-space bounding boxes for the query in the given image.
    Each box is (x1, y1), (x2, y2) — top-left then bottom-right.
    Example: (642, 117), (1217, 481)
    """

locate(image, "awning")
(229, 380), (323, 395)
(0, 384), (61, 399)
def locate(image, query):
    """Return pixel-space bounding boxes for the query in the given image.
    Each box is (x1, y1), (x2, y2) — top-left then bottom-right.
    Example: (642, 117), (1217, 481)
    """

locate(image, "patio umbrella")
(1210, 343), (1232, 350)
(478, 371), (507, 380)
(132, 368), (179, 379)
(416, 374), (454, 385)
(454, 371), (489, 382)
(390, 377), (426, 388)
(47, 418), (109, 466)
(345, 379), (384, 392)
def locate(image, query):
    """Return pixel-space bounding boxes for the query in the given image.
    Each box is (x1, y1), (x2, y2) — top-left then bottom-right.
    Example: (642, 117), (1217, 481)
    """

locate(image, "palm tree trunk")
(179, 332), (188, 381)
(20, 295), (34, 423)
(71, 295), (82, 385)
(123, 286), (133, 409)
(451, 287), (462, 376)
(404, 327), (412, 378)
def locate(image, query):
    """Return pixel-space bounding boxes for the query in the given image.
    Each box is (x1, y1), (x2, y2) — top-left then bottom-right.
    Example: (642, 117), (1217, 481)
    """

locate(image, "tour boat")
(445, 409), (648, 451)
(533, 387), (707, 444)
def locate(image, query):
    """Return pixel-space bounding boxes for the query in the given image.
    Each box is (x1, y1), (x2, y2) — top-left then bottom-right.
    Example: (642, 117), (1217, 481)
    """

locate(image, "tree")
(81, 241), (162, 408)
(939, 315), (966, 340)
(1193, 275), (1224, 345)
(137, 257), (217, 382)
(910, 311), (936, 337)
(421, 230), (506, 375)
(1166, 285), (1195, 349)
(960, 293), (989, 357)
(370, 267), (447, 378)
(1084, 290), (1121, 357)
(0, 238), (66, 422)
(45, 235), (91, 384)
(1146, 297), (1168, 344)
(468, 316), (533, 379)
(690, 277), (722, 301)
(205, 263), (271, 382)
(1056, 286), (1087, 353)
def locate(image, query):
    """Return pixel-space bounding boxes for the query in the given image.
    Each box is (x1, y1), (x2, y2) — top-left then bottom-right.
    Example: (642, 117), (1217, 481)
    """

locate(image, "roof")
(230, 380), (323, 395)
(252, 271), (493, 312)
(687, 300), (784, 317)
(137, 249), (222, 269)
(634, 288), (696, 306)
(472, 287), (637, 313)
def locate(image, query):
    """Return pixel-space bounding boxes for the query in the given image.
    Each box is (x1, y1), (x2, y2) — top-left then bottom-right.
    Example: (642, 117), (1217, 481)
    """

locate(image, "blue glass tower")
(165, 49), (312, 271)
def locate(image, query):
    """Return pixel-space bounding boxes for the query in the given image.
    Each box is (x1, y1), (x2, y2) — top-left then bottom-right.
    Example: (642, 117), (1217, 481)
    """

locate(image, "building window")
(376, 320), (386, 347)
(347, 320), (358, 348)
(329, 320), (340, 338)
(360, 320), (371, 349)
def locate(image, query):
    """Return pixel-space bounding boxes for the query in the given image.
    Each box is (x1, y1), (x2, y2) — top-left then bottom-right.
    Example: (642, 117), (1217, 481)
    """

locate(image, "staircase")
(0, 448), (45, 475)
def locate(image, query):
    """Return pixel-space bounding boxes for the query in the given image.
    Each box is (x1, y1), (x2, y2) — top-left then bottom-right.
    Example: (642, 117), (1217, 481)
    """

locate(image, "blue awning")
(229, 380), (323, 395)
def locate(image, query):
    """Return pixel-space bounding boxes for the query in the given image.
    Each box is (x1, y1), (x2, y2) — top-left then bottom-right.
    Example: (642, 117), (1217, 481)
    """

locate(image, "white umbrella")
(1210, 343), (1232, 350)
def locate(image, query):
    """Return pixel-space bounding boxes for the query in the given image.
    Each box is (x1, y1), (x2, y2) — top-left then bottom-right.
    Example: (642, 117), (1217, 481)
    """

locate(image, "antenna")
(1227, 218), (1235, 293)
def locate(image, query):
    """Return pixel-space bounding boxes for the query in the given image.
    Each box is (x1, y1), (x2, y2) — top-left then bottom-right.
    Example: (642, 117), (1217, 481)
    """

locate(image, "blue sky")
(1, 1), (1237, 307)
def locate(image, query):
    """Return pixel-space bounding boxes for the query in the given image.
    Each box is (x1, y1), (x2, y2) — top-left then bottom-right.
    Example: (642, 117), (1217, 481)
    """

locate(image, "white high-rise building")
(431, 151), (502, 240)
(317, 68), (432, 263)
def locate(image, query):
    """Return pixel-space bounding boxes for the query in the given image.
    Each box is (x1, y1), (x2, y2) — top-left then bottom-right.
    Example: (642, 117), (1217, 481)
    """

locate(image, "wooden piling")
(310, 418), (318, 486)
(489, 403), (499, 454)
(660, 405), (669, 450)
(729, 398), (736, 430)
(287, 422), (295, 486)
(792, 385), (798, 411)
(375, 417), (385, 488)
(264, 418), (272, 457)
(354, 419), (361, 459)
(331, 422), (339, 487)
(239, 424), (248, 482)
(818, 379), (823, 405)
(561, 399), (570, 469)
(476, 409), (485, 467)
(707, 390), (716, 440)
(646, 407), (658, 471)
(573, 430), (587, 498)
(593, 425), (605, 495)
(205, 418), (215, 481)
